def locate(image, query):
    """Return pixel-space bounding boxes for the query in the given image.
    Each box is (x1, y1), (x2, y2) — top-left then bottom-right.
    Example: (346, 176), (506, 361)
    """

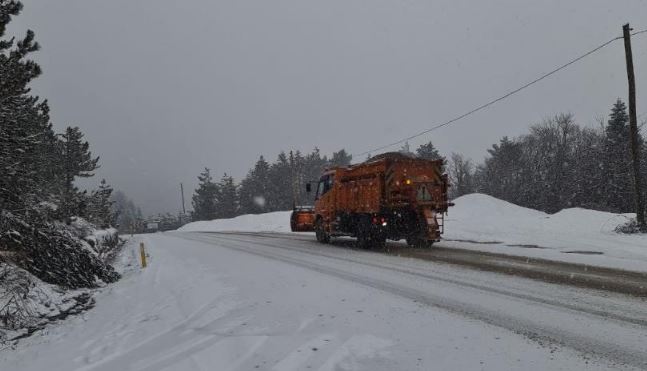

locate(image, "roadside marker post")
(140, 242), (147, 268)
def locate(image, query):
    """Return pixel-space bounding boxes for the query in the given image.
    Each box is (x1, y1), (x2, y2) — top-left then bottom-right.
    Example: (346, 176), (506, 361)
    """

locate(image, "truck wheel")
(356, 219), (385, 250)
(374, 234), (387, 249)
(406, 237), (433, 248)
(315, 219), (330, 243)
(355, 219), (371, 249)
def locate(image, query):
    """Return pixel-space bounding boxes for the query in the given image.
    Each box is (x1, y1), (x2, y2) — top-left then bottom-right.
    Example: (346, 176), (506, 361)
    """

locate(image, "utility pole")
(622, 23), (646, 231)
(180, 182), (186, 216)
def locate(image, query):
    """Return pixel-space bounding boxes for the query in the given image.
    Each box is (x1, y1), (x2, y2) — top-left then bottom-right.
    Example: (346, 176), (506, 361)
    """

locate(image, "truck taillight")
(372, 216), (387, 226)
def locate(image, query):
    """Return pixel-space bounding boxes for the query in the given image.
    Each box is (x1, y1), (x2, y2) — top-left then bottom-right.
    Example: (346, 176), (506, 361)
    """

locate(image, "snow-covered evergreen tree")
(415, 141), (444, 162)
(216, 173), (237, 218)
(266, 152), (292, 211)
(238, 156), (270, 214)
(329, 149), (352, 167)
(415, 141), (445, 172)
(603, 99), (633, 212)
(0, 1), (121, 295)
(191, 168), (219, 221)
(476, 136), (526, 206)
(59, 126), (100, 219)
(87, 179), (114, 228)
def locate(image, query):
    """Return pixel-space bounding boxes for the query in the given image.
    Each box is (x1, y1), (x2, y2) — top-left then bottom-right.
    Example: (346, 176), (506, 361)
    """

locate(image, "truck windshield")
(316, 175), (334, 199)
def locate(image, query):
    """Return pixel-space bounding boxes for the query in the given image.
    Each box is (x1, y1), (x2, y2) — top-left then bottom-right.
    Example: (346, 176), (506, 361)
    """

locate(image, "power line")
(355, 31), (644, 158)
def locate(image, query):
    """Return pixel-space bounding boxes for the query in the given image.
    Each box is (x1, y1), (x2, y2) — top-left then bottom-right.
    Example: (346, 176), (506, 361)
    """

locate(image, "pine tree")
(329, 149), (352, 167)
(59, 126), (100, 219)
(87, 179), (113, 228)
(0, 4), (50, 214)
(289, 150), (306, 207)
(266, 152), (292, 211)
(415, 141), (444, 162)
(238, 156), (270, 214)
(191, 168), (219, 221)
(0, 1), (122, 290)
(216, 173), (237, 218)
(476, 137), (525, 206)
(0, 2), (41, 101)
(603, 99), (633, 212)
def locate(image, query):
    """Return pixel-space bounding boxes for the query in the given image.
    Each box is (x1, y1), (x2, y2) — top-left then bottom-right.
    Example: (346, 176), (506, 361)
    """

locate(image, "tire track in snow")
(73, 294), (242, 371)
(185, 233), (647, 327)
(172, 232), (647, 370)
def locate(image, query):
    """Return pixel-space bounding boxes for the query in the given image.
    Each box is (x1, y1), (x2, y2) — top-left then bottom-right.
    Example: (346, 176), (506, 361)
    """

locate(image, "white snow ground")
(2, 234), (645, 371)
(178, 193), (647, 272)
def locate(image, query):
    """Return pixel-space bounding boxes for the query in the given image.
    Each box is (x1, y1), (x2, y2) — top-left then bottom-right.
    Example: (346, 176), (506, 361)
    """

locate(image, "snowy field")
(2, 234), (646, 371)
(179, 194), (647, 273)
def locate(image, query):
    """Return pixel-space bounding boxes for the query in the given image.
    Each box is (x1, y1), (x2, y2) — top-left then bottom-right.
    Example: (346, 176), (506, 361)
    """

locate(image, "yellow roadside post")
(140, 242), (147, 268)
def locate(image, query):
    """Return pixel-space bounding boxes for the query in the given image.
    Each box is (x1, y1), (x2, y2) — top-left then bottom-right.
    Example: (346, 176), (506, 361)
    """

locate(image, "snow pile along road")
(179, 211), (293, 233)
(443, 194), (647, 271)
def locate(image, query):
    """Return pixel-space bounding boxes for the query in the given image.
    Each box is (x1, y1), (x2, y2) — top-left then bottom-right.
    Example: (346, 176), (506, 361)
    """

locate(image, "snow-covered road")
(3, 232), (647, 371)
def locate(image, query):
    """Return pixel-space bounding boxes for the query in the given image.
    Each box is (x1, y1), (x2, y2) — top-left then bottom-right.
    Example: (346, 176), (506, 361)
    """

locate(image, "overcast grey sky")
(9, 0), (647, 215)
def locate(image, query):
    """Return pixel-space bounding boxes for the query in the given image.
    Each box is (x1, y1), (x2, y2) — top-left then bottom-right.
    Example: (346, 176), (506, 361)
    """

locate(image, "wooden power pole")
(622, 23), (646, 231)
(180, 182), (186, 215)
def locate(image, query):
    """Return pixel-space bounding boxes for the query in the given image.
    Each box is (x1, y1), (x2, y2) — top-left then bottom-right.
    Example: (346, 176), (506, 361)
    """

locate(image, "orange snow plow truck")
(290, 152), (451, 248)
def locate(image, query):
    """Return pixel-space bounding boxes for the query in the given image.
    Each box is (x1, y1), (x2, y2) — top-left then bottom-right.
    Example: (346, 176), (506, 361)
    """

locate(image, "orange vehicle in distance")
(291, 152), (452, 248)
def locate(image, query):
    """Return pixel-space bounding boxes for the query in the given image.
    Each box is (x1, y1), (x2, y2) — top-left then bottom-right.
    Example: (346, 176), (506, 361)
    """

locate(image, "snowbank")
(446, 194), (633, 240)
(443, 194), (647, 268)
(177, 194), (647, 272)
(179, 211), (293, 233)
(0, 263), (94, 344)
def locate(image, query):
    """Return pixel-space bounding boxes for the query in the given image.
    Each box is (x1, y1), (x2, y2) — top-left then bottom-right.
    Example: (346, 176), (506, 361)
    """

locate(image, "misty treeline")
(191, 149), (353, 220)
(192, 99), (645, 222)
(447, 99), (647, 216)
(0, 0), (121, 326)
(191, 145), (447, 221)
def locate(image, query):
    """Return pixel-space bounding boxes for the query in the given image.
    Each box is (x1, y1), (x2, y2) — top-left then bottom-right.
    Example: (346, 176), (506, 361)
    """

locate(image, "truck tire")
(406, 237), (433, 248)
(356, 218), (386, 249)
(315, 218), (330, 243)
(355, 218), (371, 249)
(373, 233), (387, 249)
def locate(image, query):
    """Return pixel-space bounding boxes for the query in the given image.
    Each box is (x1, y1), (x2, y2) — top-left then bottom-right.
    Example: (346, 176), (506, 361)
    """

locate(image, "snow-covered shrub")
(0, 211), (120, 289)
(69, 217), (123, 261)
(0, 262), (96, 345)
(615, 218), (646, 234)
(0, 263), (34, 333)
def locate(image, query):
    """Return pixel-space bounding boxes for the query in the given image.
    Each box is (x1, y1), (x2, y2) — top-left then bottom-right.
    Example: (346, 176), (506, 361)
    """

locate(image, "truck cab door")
(315, 175), (334, 219)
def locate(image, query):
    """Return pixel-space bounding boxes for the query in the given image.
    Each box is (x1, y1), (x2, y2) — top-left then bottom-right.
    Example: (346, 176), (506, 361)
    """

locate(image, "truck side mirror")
(306, 183), (312, 193)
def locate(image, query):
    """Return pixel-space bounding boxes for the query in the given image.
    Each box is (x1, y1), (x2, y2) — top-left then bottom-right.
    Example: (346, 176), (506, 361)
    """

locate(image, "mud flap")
(421, 207), (441, 241)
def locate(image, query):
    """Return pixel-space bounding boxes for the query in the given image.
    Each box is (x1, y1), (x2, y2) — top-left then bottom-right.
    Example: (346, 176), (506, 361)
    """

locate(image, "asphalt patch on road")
(562, 250), (604, 255)
(506, 244), (548, 249)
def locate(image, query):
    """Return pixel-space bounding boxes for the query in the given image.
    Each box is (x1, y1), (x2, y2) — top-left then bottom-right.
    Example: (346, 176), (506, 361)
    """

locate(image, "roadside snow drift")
(443, 194), (647, 269)
(179, 211), (292, 233)
(178, 194), (646, 271)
